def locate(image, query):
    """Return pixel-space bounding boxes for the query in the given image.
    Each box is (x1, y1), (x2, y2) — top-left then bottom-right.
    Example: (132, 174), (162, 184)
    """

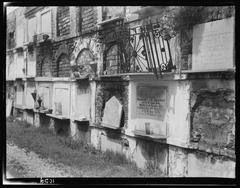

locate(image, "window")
(28, 17), (37, 42)
(41, 11), (51, 35)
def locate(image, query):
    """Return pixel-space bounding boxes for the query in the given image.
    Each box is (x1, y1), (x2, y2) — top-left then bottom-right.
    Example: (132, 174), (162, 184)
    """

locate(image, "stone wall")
(81, 6), (98, 34)
(95, 78), (129, 127)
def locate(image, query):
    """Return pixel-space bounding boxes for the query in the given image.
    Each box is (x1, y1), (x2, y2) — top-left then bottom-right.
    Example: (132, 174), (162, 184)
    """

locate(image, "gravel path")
(6, 143), (83, 178)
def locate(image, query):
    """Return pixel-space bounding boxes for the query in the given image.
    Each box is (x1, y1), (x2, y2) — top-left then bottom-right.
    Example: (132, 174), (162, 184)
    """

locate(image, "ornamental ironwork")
(99, 21), (175, 78)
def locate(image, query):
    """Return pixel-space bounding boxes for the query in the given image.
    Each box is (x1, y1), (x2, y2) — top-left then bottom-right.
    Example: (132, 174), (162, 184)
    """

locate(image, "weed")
(6, 118), (163, 177)
(144, 160), (166, 177)
(103, 149), (130, 165)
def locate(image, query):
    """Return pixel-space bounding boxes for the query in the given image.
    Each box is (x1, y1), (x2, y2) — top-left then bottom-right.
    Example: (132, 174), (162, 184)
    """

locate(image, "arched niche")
(70, 37), (101, 77)
(56, 53), (70, 77)
(74, 48), (95, 78)
(104, 43), (120, 75)
(55, 43), (69, 62)
(40, 56), (51, 77)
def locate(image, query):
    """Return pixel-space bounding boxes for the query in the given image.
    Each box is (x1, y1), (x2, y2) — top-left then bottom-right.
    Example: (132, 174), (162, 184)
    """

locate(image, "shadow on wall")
(54, 119), (70, 136)
(137, 138), (167, 175)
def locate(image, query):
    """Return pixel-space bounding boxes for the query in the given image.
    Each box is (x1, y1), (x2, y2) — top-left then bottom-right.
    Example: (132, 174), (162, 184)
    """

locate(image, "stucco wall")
(190, 79), (235, 150)
(187, 151), (235, 177)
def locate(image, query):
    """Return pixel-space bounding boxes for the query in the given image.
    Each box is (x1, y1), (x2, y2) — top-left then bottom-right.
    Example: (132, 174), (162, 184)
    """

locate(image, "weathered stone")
(192, 17), (234, 71)
(102, 96), (123, 128)
(191, 88), (235, 149)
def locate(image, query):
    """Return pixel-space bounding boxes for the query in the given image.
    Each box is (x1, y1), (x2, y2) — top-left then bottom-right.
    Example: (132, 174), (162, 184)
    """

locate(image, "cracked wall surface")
(95, 78), (129, 126)
(190, 80), (235, 150)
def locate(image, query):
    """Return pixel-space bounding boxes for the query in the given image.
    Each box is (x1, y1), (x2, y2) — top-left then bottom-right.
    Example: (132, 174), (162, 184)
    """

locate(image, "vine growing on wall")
(153, 6), (204, 40)
(152, 6), (234, 40)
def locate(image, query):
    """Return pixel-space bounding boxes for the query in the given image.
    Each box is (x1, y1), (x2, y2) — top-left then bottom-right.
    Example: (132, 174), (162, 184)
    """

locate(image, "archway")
(56, 53), (70, 77)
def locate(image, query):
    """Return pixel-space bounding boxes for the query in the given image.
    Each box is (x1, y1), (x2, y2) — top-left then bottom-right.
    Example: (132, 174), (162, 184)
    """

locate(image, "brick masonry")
(36, 42), (53, 77)
(51, 38), (75, 77)
(57, 7), (71, 37)
(81, 6), (98, 34)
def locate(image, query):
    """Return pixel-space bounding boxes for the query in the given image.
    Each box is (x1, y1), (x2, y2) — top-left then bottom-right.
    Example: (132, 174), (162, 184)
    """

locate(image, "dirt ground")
(6, 143), (82, 178)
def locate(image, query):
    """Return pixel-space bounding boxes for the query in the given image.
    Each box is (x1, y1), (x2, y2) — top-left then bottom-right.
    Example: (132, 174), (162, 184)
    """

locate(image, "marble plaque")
(76, 85), (91, 119)
(192, 17), (234, 71)
(136, 86), (167, 121)
(102, 96), (123, 128)
(55, 88), (69, 117)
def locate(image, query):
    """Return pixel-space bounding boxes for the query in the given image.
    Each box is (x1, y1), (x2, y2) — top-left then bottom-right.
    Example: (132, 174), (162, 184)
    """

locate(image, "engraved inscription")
(136, 86), (167, 120)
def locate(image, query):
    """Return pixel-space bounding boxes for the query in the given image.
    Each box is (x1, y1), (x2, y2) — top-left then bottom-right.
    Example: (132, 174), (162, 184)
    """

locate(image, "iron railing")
(99, 21), (175, 78)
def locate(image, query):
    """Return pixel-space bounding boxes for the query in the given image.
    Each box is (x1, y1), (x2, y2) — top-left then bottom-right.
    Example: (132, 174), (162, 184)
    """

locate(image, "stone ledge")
(133, 130), (167, 141)
(74, 118), (89, 122)
(46, 113), (70, 120)
(35, 77), (77, 82)
(88, 124), (235, 159)
(98, 16), (124, 25)
(188, 142), (235, 159)
(33, 109), (52, 114)
(35, 77), (53, 82)
(101, 123), (121, 130)
(14, 105), (26, 110)
(184, 69), (235, 80)
(99, 69), (235, 81)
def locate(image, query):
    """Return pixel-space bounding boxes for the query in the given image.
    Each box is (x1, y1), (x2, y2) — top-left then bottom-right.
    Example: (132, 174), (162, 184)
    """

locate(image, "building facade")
(6, 6), (235, 177)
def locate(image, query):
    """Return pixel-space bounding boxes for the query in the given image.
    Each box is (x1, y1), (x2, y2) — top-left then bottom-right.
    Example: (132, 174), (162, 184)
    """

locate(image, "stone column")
(69, 82), (78, 139)
(90, 80), (96, 124)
